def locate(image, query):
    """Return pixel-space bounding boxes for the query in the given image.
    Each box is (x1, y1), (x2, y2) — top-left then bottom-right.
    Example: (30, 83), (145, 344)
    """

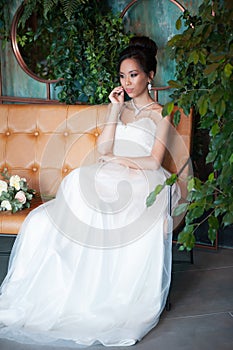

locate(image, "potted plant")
(147, 0), (233, 250)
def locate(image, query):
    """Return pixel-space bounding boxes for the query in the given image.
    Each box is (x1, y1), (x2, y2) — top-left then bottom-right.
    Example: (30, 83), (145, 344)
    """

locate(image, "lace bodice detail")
(113, 117), (156, 157)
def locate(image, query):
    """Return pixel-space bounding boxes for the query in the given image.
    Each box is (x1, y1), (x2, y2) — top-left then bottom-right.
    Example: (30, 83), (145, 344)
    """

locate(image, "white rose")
(10, 175), (21, 190)
(15, 190), (27, 204)
(1, 200), (12, 211)
(0, 180), (8, 195)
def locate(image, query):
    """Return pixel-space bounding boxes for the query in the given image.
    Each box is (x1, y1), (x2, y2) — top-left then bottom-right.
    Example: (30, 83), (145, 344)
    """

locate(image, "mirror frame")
(10, 3), (60, 84)
(120, 0), (185, 18)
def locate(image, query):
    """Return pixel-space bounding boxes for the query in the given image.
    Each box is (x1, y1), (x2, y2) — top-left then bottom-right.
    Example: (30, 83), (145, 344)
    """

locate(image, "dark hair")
(118, 36), (158, 76)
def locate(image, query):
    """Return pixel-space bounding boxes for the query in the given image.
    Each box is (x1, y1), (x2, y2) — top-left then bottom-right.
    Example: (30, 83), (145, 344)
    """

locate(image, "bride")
(0, 36), (180, 347)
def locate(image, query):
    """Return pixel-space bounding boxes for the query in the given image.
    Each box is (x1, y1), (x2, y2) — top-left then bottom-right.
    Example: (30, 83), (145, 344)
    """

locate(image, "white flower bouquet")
(0, 168), (36, 213)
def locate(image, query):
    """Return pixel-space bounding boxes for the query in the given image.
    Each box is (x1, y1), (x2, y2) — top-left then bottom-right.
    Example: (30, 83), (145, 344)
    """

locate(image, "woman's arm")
(97, 103), (122, 155)
(99, 115), (171, 170)
(97, 86), (124, 155)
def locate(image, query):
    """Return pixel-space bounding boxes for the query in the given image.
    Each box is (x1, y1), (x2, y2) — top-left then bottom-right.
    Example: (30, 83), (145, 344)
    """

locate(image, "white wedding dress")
(0, 106), (180, 347)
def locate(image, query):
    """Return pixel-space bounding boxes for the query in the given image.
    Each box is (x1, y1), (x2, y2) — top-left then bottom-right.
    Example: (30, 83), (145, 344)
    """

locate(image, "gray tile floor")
(0, 237), (232, 350)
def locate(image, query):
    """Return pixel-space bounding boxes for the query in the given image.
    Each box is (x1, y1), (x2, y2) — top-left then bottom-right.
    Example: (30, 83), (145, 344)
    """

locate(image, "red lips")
(125, 89), (133, 94)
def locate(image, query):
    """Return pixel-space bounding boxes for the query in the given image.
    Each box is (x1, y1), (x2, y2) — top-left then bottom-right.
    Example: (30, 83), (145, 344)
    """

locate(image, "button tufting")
(63, 131), (69, 137)
(34, 131), (39, 136)
(6, 131), (10, 136)
(94, 132), (99, 137)
(63, 168), (68, 173)
(32, 167), (37, 172)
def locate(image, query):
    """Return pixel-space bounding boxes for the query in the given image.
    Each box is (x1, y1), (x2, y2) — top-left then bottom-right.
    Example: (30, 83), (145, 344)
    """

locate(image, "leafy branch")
(148, 0), (233, 250)
(3, 0), (132, 103)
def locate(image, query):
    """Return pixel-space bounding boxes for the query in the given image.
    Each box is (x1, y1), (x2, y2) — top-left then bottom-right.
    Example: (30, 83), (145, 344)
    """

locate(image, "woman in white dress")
(0, 36), (180, 347)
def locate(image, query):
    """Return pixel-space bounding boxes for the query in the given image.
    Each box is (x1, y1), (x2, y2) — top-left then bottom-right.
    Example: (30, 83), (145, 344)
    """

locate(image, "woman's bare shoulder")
(150, 103), (163, 123)
(151, 103), (172, 123)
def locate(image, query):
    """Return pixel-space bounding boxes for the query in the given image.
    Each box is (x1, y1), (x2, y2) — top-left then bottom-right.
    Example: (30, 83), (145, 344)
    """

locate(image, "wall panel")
(0, 0), (203, 103)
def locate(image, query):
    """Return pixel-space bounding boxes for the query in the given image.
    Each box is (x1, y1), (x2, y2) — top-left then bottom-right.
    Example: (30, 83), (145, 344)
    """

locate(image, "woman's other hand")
(99, 153), (115, 163)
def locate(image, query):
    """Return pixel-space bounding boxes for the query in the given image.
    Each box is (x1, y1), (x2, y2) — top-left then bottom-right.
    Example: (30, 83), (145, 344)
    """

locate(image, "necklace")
(131, 99), (155, 117)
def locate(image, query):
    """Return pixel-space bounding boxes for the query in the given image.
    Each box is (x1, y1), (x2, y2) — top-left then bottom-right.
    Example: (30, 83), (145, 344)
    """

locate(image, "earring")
(148, 82), (152, 92)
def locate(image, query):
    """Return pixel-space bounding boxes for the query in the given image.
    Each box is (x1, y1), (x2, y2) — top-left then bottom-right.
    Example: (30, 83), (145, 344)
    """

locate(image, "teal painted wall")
(0, 0), (203, 104)
(1, 0), (48, 100)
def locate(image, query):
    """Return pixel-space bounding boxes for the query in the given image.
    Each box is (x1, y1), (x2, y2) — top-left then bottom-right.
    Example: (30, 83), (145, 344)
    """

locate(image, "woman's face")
(119, 58), (152, 99)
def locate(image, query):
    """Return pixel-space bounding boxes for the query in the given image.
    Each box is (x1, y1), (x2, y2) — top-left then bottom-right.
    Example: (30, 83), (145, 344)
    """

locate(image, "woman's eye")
(131, 73), (138, 78)
(119, 74), (124, 79)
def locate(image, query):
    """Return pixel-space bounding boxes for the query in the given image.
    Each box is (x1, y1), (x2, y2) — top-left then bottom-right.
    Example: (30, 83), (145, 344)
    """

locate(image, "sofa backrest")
(0, 104), (106, 197)
(0, 104), (192, 200)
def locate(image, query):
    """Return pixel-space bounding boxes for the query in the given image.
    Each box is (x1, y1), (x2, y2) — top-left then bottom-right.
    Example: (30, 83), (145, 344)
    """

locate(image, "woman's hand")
(109, 86), (124, 104)
(99, 153), (116, 164)
(99, 153), (161, 170)
(99, 154), (129, 168)
(99, 154), (123, 166)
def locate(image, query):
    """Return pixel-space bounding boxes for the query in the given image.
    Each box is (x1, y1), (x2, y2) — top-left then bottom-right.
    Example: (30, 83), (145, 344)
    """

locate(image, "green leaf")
(165, 174), (178, 186)
(208, 215), (219, 230)
(176, 17), (182, 30)
(187, 206), (204, 221)
(215, 99), (226, 117)
(173, 202), (188, 216)
(177, 226), (195, 250)
(224, 63), (233, 78)
(208, 227), (217, 245)
(162, 102), (174, 117)
(146, 184), (164, 207)
(206, 150), (217, 164)
(199, 51), (206, 65)
(229, 154), (233, 164)
(208, 54), (225, 62)
(222, 212), (233, 226)
(210, 123), (220, 136)
(154, 184), (165, 196)
(12, 206), (18, 214)
(208, 70), (218, 85)
(167, 101), (174, 115)
(168, 80), (183, 89)
(188, 50), (199, 65)
(197, 95), (208, 116)
(204, 63), (220, 75)
(173, 110), (181, 127)
(208, 172), (215, 181)
(187, 177), (195, 192)
(209, 88), (224, 105)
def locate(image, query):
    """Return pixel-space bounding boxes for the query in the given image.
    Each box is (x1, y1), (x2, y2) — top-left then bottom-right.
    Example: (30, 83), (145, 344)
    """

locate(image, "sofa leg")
(190, 249), (194, 264)
(165, 295), (171, 311)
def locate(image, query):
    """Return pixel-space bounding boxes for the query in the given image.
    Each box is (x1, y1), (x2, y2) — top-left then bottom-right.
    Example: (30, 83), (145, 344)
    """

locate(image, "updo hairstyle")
(118, 36), (158, 76)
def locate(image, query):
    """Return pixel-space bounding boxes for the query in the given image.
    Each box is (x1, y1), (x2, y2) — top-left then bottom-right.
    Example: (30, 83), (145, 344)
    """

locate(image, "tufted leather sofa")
(0, 104), (107, 235)
(0, 104), (192, 235)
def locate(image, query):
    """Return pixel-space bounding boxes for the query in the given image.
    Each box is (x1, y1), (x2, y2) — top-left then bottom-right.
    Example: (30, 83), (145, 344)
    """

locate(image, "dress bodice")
(113, 117), (156, 157)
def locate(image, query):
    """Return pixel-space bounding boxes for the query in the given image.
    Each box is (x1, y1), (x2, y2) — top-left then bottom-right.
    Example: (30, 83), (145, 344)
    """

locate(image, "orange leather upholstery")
(0, 104), (106, 234)
(163, 106), (193, 195)
(0, 104), (192, 235)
